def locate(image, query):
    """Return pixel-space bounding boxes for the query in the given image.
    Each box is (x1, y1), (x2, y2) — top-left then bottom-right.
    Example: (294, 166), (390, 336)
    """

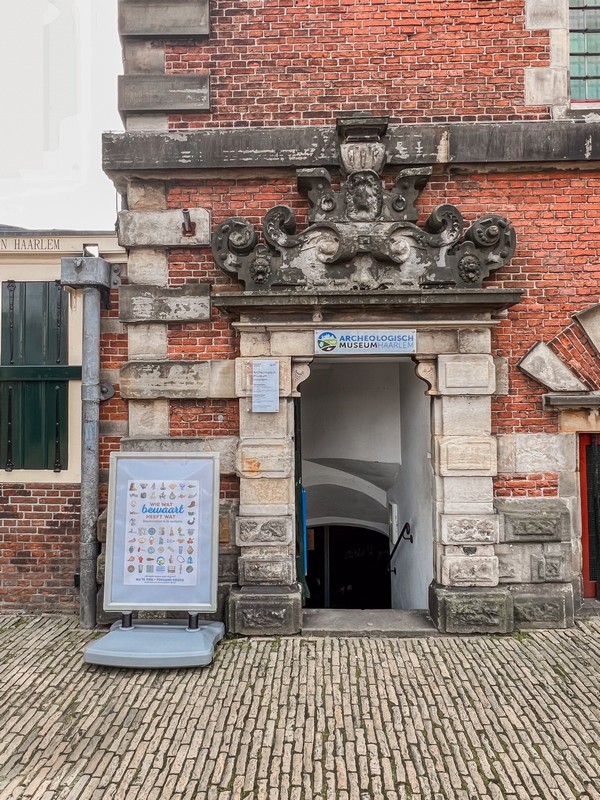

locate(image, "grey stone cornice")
(103, 121), (600, 182)
(211, 289), (523, 316)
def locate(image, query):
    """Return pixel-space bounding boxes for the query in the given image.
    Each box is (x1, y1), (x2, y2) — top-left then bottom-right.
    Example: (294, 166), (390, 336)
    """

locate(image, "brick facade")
(0, 485), (80, 612)
(105, 0), (600, 633)
(165, 0), (551, 128)
(6, 1), (600, 631)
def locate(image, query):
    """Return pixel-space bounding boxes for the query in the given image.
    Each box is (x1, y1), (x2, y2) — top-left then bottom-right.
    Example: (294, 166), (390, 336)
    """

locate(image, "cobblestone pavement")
(2, 616), (600, 800)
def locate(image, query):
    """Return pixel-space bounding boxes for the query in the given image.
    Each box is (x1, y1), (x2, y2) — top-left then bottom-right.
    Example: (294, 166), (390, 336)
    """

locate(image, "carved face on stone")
(345, 171), (383, 221)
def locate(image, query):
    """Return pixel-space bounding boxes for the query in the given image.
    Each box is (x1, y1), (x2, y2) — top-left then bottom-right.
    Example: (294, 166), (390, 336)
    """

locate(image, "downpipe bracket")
(99, 383), (115, 402)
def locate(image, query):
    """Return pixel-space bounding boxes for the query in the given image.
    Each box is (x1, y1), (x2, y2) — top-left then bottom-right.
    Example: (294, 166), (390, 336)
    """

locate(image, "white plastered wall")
(387, 362), (434, 610)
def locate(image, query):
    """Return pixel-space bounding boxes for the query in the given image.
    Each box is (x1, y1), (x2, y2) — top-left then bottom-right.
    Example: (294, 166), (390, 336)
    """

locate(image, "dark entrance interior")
(305, 525), (391, 609)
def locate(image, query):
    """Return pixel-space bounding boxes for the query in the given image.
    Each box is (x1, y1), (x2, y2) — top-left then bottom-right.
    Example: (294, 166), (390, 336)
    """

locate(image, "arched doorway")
(300, 357), (433, 611)
(305, 525), (391, 609)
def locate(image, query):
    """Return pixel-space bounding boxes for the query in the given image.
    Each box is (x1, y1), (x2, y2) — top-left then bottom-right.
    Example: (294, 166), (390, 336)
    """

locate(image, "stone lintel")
(119, 0), (210, 38)
(556, 408), (600, 433)
(120, 283), (211, 323)
(120, 435), (238, 473)
(103, 121), (600, 177)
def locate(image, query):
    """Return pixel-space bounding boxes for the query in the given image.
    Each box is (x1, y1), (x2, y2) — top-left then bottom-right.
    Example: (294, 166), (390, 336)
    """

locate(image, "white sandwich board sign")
(103, 452), (220, 613)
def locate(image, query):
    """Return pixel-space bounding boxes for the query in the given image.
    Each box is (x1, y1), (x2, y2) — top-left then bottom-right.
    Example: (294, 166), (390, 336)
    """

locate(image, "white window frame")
(525, 0), (600, 117)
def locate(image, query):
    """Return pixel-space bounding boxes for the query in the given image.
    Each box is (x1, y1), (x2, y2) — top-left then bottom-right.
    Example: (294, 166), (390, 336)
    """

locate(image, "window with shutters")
(0, 280), (81, 475)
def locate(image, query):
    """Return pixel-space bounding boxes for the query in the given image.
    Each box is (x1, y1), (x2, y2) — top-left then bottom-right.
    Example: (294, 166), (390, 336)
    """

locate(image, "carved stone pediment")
(211, 120), (516, 293)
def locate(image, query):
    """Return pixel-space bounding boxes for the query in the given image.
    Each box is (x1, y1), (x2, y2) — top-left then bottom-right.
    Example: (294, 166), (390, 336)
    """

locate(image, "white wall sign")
(252, 359), (280, 412)
(104, 452), (220, 612)
(315, 329), (417, 355)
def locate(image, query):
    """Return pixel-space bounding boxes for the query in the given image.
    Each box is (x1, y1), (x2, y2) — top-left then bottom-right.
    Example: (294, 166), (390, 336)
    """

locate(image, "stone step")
(301, 608), (440, 638)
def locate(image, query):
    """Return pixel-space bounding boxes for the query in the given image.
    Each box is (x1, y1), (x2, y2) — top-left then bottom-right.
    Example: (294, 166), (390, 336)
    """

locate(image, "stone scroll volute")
(211, 118), (517, 292)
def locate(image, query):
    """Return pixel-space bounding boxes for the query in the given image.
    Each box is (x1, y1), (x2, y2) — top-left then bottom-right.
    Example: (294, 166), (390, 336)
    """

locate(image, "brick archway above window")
(519, 303), (600, 418)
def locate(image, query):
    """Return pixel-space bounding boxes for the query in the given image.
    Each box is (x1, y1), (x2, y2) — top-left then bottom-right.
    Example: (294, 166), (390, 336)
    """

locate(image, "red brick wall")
(0, 485), (80, 612)
(414, 171), (600, 433)
(170, 399), (239, 436)
(166, 0), (550, 129)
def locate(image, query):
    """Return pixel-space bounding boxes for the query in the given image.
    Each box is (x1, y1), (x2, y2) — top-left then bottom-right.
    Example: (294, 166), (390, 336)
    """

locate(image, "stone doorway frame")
(223, 299), (516, 636)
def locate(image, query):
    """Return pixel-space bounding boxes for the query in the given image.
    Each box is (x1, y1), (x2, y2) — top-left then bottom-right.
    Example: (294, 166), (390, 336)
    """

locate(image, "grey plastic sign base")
(84, 619), (225, 668)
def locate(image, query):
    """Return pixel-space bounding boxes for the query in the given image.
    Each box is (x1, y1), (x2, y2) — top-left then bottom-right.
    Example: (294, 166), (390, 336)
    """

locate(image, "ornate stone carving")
(511, 585), (574, 628)
(241, 608), (286, 627)
(495, 499), (571, 542)
(441, 515), (499, 545)
(212, 119), (516, 292)
(441, 590), (514, 633)
(238, 556), (295, 585)
(291, 359), (312, 396)
(413, 356), (438, 395)
(236, 516), (293, 546)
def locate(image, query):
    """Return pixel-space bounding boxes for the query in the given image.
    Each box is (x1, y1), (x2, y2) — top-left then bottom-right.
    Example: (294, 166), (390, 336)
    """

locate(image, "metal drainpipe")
(61, 256), (119, 629)
(79, 286), (101, 629)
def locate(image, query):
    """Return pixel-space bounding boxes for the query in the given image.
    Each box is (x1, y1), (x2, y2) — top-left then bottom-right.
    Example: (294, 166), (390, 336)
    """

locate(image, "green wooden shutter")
(0, 280), (81, 471)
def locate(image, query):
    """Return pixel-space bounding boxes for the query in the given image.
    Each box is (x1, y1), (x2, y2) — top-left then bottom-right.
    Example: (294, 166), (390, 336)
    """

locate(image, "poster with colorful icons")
(104, 453), (220, 612)
(124, 480), (200, 587)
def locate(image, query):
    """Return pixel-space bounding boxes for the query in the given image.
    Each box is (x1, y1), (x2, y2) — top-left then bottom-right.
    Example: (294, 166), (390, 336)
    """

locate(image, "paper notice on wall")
(123, 480), (200, 586)
(251, 359), (280, 412)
